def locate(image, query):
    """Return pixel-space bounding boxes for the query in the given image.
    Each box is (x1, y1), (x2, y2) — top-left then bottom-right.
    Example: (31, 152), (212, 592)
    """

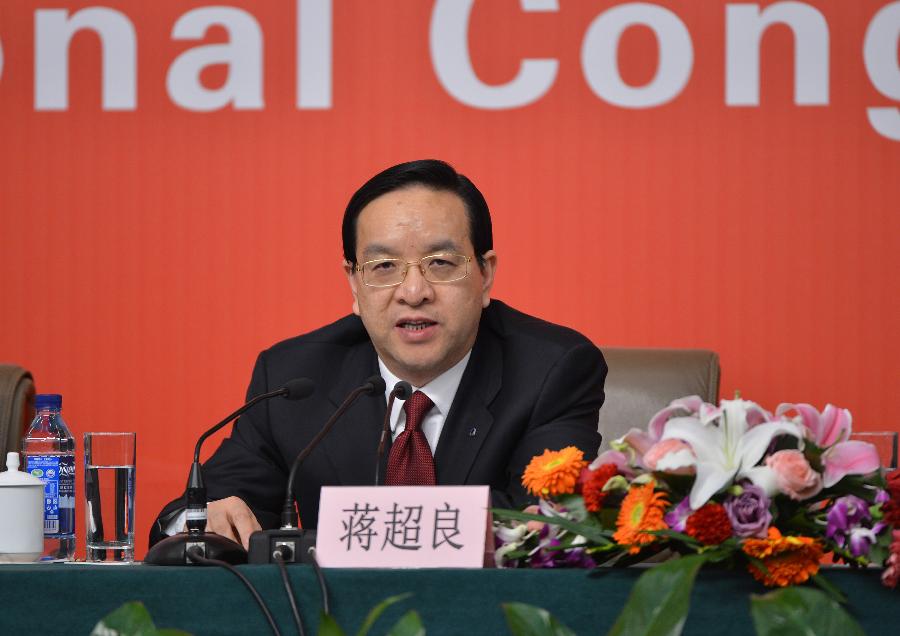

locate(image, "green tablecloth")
(0, 564), (896, 635)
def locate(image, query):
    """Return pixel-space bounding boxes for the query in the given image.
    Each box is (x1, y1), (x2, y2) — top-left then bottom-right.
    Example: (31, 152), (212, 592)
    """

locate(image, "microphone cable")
(186, 546), (283, 636)
(307, 547), (331, 616)
(273, 549), (305, 636)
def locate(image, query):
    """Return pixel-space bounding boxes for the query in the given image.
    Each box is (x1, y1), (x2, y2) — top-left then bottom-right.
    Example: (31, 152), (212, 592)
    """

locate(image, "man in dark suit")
(151, 159), (606, 548)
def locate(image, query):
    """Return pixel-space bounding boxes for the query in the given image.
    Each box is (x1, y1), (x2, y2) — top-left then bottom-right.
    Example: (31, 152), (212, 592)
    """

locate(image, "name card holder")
(315, 485), (493, 568)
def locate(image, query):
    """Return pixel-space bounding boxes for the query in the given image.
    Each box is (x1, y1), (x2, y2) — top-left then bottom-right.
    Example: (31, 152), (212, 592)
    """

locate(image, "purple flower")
(826, 495), (887, 557)
(528, 538), (595, 569)
(847, 523), (887, 558)
(527, 524), (596, 569)
(561, 547), (596, 568)
(664, 497), (692, 533)
(723, 484), (772, 538)
(826, 495), (870, 537)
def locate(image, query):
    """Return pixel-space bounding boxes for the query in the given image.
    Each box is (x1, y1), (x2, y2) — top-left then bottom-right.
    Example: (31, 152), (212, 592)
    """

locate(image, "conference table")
(1, 563), (897, 635)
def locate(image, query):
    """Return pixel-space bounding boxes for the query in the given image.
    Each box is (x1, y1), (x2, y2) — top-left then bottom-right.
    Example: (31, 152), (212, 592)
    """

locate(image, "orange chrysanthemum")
(742, 527), (823, 587)
(582, 463), (619, 512)
(613, 482), (669, 554)
(522, 447), (587, 497)
(685, 503), (733, 545)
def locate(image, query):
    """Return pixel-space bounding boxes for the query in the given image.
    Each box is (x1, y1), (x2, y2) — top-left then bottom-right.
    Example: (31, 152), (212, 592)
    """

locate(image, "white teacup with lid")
(0, 451), (45, 562)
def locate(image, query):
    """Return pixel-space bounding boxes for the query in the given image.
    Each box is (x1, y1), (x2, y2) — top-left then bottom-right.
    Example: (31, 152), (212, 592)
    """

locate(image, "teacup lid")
(0, 453), (45, 486)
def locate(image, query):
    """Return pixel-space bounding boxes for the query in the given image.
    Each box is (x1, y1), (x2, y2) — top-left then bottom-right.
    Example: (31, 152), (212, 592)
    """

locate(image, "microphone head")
(281, 378), (316, 401)
(363, 375), (387, 395)
(392, 381), (413, 401)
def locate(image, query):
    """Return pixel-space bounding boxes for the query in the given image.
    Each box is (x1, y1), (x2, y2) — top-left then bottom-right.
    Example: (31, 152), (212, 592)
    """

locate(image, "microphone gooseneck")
(193, 379), (315, 462)
(375, 381), (413, 486)
(280, 374), (385, 529)
(145, 377), (315, 566)
(184, 378), (316, 534)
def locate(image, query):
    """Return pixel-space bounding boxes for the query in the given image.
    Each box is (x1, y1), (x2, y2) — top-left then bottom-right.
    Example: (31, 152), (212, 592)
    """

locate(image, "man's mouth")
(397, 319), (437, 332)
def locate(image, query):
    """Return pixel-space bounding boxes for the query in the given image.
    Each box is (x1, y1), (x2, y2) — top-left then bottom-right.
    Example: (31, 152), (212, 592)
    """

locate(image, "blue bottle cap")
(35, 394), (62, 409)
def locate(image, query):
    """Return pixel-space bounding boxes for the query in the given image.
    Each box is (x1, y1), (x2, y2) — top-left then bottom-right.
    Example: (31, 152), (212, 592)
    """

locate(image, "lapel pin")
(468, 427), (478, 437)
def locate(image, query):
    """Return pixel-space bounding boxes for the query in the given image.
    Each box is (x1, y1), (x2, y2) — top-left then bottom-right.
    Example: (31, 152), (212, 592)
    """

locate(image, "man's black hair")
(342, 159), (493, 268)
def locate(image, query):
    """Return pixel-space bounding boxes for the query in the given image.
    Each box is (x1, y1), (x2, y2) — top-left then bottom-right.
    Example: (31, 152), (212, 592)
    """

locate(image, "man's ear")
(479, 250), (497, 308)
(344, 260), (361, 316)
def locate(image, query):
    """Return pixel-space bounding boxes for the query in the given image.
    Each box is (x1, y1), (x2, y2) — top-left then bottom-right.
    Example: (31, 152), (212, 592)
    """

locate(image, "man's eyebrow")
(360, 244), (398, 259)
(360, 240), (464, 260)
(423, 240), (463, 254)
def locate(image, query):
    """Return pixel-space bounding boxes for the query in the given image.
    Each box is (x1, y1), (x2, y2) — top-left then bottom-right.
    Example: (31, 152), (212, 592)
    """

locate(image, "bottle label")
(27, 455), (76, 537)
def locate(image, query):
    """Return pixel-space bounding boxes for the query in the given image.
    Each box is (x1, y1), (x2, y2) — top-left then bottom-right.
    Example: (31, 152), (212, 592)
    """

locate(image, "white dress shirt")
(378, 350), (471, 455)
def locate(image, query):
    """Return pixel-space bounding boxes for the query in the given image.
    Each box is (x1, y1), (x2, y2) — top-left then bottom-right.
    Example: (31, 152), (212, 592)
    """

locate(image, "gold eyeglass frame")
(355, 253), (472, 288)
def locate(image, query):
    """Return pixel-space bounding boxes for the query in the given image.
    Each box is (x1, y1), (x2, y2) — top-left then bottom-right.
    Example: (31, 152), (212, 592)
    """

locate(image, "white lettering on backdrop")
(34, 7), (136, 110)
(9, 1), (900, 141)
(864, 2), (900, 141)
(429, 0), (559, 109)
(580, 3), (693, 108)
(726, 2), (830, 106)
(297, 0), (331, 109)
(166, 7), (264, 111)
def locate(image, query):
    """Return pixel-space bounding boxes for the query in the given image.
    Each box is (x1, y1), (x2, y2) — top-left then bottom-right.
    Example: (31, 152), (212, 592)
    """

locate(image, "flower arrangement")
(494, 395), (900, 596)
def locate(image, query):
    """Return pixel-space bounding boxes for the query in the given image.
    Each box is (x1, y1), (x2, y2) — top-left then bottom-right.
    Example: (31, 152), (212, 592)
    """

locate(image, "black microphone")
(248, 374), (385, 564)
(145, 377), (315, 566)
(375, 381), (413, 486)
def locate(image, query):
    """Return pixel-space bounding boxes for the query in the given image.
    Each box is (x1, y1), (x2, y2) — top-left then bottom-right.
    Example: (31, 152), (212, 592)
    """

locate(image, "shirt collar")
(378, 350), (472, 430)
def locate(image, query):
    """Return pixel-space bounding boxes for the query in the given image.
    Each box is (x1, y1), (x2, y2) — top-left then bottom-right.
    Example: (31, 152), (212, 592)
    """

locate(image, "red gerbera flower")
(582, 463), (618, 512)
(882, 468), (900, 527)
(685, 503), (733, 545)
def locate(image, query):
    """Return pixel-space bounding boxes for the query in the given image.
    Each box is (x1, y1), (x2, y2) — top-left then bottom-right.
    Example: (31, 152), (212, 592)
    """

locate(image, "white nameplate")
(315, 485), (492, 568)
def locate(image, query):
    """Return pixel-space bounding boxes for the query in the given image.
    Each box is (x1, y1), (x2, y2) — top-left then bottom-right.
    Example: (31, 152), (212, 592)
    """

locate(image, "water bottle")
(22, 394), (76, 560)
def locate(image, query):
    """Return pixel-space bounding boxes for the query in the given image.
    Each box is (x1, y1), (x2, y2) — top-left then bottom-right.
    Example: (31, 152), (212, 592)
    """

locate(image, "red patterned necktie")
(385, 390), (436, 485)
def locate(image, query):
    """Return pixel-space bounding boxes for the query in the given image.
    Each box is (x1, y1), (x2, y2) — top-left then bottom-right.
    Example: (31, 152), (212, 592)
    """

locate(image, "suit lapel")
(433, 322), (501, 484)
(319, 340), (386, 485)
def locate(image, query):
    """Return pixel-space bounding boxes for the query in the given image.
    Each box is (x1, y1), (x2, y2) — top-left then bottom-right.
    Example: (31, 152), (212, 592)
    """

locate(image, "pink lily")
(588, 450), (637, 479)
(777, 403), (880, 487)
(612, 395), (714, 469)
(822, 441), (881, 487)
(776, 403), (851, 447)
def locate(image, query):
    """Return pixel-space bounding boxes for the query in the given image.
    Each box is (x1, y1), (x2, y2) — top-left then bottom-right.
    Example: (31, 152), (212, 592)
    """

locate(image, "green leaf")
(90, 602), (192, 636)
(810, 574), (847, 604)
(355, 593), (413, 636)
(606, 554), (706, 636)
(556, 494), (589, 522)
(750, 586), (866, 636)
(502, 602), (576, 636)
(491, 508), (613, 544)
(91, 602), (157, 636)
(386, 611), (426, 636)
(319, 613), (347, 636)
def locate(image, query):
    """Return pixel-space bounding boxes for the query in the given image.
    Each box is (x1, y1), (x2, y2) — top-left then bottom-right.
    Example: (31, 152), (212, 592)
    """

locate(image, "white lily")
(661, 398), (803, 509)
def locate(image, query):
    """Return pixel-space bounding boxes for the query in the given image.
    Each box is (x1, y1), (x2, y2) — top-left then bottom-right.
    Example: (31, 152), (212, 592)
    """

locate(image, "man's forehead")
(359, 185), (466, 217)
(355, 187), (472, 257)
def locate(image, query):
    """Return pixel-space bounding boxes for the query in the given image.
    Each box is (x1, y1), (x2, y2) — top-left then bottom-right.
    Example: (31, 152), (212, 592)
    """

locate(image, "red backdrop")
(1, 1), (898, 558)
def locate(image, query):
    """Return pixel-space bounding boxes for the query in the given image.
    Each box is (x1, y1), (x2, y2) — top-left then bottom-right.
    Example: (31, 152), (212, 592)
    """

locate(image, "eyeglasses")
(355, 253), (472, 288)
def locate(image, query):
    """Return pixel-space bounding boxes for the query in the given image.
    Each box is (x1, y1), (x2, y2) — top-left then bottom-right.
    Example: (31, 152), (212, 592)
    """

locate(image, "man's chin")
(385, 353), (448, 387)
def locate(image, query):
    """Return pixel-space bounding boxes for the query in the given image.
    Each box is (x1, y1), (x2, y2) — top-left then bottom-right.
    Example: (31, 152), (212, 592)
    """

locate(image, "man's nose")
(396, 263), (433, 304)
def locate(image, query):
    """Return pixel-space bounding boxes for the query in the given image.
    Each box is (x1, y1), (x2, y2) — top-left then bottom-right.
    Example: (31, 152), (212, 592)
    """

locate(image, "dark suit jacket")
(150, 300), (606, 545)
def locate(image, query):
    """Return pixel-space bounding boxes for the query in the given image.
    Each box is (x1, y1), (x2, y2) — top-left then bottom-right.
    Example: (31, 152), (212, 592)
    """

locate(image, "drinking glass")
(83, 432), (136, 562)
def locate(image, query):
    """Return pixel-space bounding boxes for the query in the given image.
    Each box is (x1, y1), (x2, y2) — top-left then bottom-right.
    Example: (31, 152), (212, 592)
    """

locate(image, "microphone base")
(248, 528), (317, 564)
(144, 532), (248, 566)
